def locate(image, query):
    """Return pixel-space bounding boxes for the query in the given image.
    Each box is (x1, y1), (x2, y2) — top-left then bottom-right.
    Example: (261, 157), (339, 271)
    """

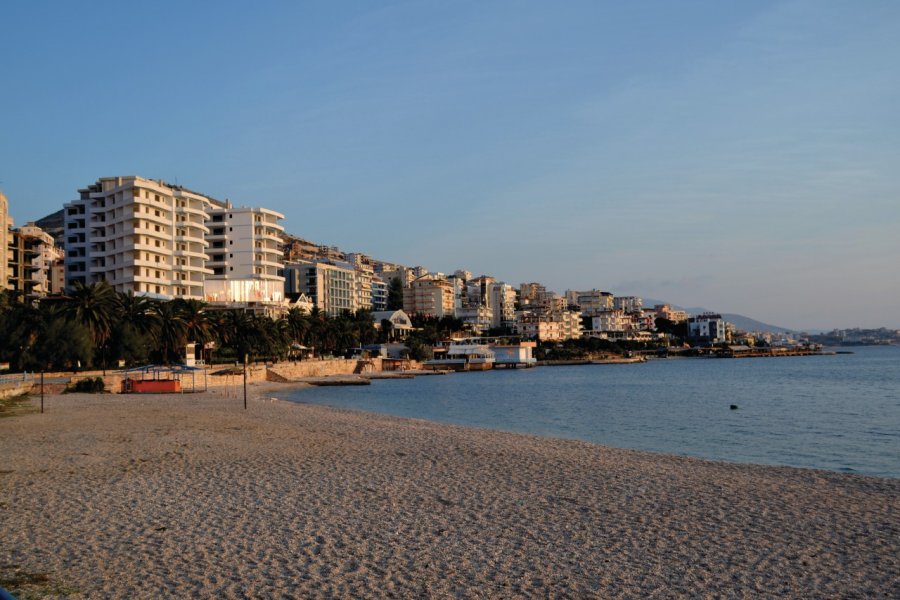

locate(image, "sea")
(283, 345), (900, 479)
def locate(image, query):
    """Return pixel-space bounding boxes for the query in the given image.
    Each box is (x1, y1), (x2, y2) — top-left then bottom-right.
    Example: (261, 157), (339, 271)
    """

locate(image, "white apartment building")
(488, 282), (517, 329)
(371, 275), (387, 312)
(204, 205), (285, 304)
(284, 259), (359, 316)
(576, 290), (614, 315)
(515, 309), (583, 341)
(613, 296), (643, 313)
(687, 313), (728, 343)
(64, 177), (214, 299)
(346, 253), (374, 311)
(63, 176), (285, 305)
(589, 309), (631, 334)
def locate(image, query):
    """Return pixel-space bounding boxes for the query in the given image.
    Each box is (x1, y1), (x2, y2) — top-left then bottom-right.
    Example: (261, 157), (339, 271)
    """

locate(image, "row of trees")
(0, 283), (382, 372)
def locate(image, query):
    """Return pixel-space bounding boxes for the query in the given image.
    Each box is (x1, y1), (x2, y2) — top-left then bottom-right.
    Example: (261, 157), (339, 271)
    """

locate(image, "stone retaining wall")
(1, 382), (32, 400)
(267, 359), (380, 381)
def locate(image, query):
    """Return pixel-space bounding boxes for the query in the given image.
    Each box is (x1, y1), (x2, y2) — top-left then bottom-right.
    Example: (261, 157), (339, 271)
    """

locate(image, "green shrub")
(64, 377), (107, 394)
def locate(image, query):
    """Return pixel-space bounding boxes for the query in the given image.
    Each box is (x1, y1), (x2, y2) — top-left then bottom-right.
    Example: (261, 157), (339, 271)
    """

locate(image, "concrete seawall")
(1, 382), (32, 400)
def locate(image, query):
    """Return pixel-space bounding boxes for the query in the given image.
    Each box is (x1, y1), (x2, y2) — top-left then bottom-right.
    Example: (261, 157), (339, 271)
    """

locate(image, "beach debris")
(730, 404), (739, 410)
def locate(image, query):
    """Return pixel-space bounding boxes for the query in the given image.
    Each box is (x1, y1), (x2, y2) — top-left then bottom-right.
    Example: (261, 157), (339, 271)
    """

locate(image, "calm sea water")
(283, 346), (900, 478)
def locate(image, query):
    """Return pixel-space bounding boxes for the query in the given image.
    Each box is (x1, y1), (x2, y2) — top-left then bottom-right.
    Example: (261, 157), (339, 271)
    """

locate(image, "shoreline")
(2, 390), (898, 597)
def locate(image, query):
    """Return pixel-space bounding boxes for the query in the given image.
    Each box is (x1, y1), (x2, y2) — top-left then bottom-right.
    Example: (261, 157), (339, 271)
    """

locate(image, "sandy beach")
(1, 386), (898, 598)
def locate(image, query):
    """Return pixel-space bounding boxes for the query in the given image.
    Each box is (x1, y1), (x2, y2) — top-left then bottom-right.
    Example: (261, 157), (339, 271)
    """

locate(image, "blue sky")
(2, 1), (898, 329)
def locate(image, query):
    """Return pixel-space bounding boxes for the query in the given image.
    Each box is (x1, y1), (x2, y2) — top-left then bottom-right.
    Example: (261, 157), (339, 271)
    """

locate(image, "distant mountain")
(643, 299), (794, 333)
(35, 209), (64, 230)
(34, 209), (66, 246)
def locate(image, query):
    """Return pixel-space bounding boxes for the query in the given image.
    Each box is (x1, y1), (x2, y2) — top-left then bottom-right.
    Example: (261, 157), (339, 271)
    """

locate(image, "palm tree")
(152, 301), (188, 364)
(65, 281), (117, 368)
(286, 307), (311, 346)
(115, 291), (159, 337)
(217, 309), (256, 362)
(177, 298), (213, 347)
(66, 281), (116, 348)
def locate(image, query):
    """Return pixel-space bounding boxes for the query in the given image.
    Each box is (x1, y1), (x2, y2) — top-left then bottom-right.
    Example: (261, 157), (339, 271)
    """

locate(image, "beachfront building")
(203, 205), (285, 312)
(0, 192), (9, 290)
(403, 274), (455, 318)
(64, 176), (215, 299)
(372, 309), (414, 339)
(515, 309), (583, 341)
(585, 309), (631, 336)
(7, 223), (64, 299)
(687, 313), (728, 344)
(62, 176), (287, 306)
(283, 259), (360, 317)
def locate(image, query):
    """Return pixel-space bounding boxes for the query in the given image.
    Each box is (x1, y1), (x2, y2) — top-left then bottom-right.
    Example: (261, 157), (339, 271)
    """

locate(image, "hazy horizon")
(2, 1), (898, 330)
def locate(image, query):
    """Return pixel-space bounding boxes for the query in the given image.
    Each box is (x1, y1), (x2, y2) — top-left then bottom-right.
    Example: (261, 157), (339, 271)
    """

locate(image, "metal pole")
(243, 354), (248, 410)
(40, 370), (44, 414)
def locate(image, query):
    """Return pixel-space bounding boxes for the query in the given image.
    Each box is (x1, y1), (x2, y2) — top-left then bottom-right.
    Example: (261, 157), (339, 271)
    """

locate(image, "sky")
(1, 0), (898, 330)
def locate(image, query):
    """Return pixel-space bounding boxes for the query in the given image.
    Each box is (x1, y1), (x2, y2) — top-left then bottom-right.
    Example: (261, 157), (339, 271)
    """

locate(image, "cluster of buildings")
(3, 176), (731, 344)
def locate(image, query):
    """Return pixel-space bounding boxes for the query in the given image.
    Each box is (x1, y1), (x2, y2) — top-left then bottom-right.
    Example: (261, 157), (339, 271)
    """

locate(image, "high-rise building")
(346, 253), (374, 311)
(403, 274), (455, 317)
(8, 223), (63, 299)
(488, 282), (517, 329)
(283, 259), (359, 316)
(64, 177), (216, 299)
(371, 275), (388, 312)
(204, 205), (285, 305)
(63, 176), (284, 306)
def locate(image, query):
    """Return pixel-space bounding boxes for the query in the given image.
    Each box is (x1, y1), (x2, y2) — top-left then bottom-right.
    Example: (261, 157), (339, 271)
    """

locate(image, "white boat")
(424, 344), (495, 371)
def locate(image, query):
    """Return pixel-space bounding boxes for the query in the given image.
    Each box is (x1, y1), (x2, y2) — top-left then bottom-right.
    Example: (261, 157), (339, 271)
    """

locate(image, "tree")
(387, 277), (404, 311)
(286, 307), (311, 345)
(65, 282), (117, 366)
(152, 301), (188, 364)
(31, 314), (93, 371)
(176, 299), (212, 347)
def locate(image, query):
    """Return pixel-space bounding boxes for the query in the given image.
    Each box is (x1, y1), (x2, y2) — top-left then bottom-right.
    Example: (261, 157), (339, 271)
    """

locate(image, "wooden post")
(40, 370), (44, 414)
(243, 354), (248, 410)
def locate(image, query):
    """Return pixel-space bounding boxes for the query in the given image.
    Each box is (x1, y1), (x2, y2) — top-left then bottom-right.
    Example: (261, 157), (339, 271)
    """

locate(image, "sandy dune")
(1, 387), (897, 598)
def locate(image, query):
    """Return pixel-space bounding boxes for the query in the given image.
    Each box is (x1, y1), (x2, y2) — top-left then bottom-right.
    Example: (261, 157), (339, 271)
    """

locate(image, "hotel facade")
(63, 176), (284, 304)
